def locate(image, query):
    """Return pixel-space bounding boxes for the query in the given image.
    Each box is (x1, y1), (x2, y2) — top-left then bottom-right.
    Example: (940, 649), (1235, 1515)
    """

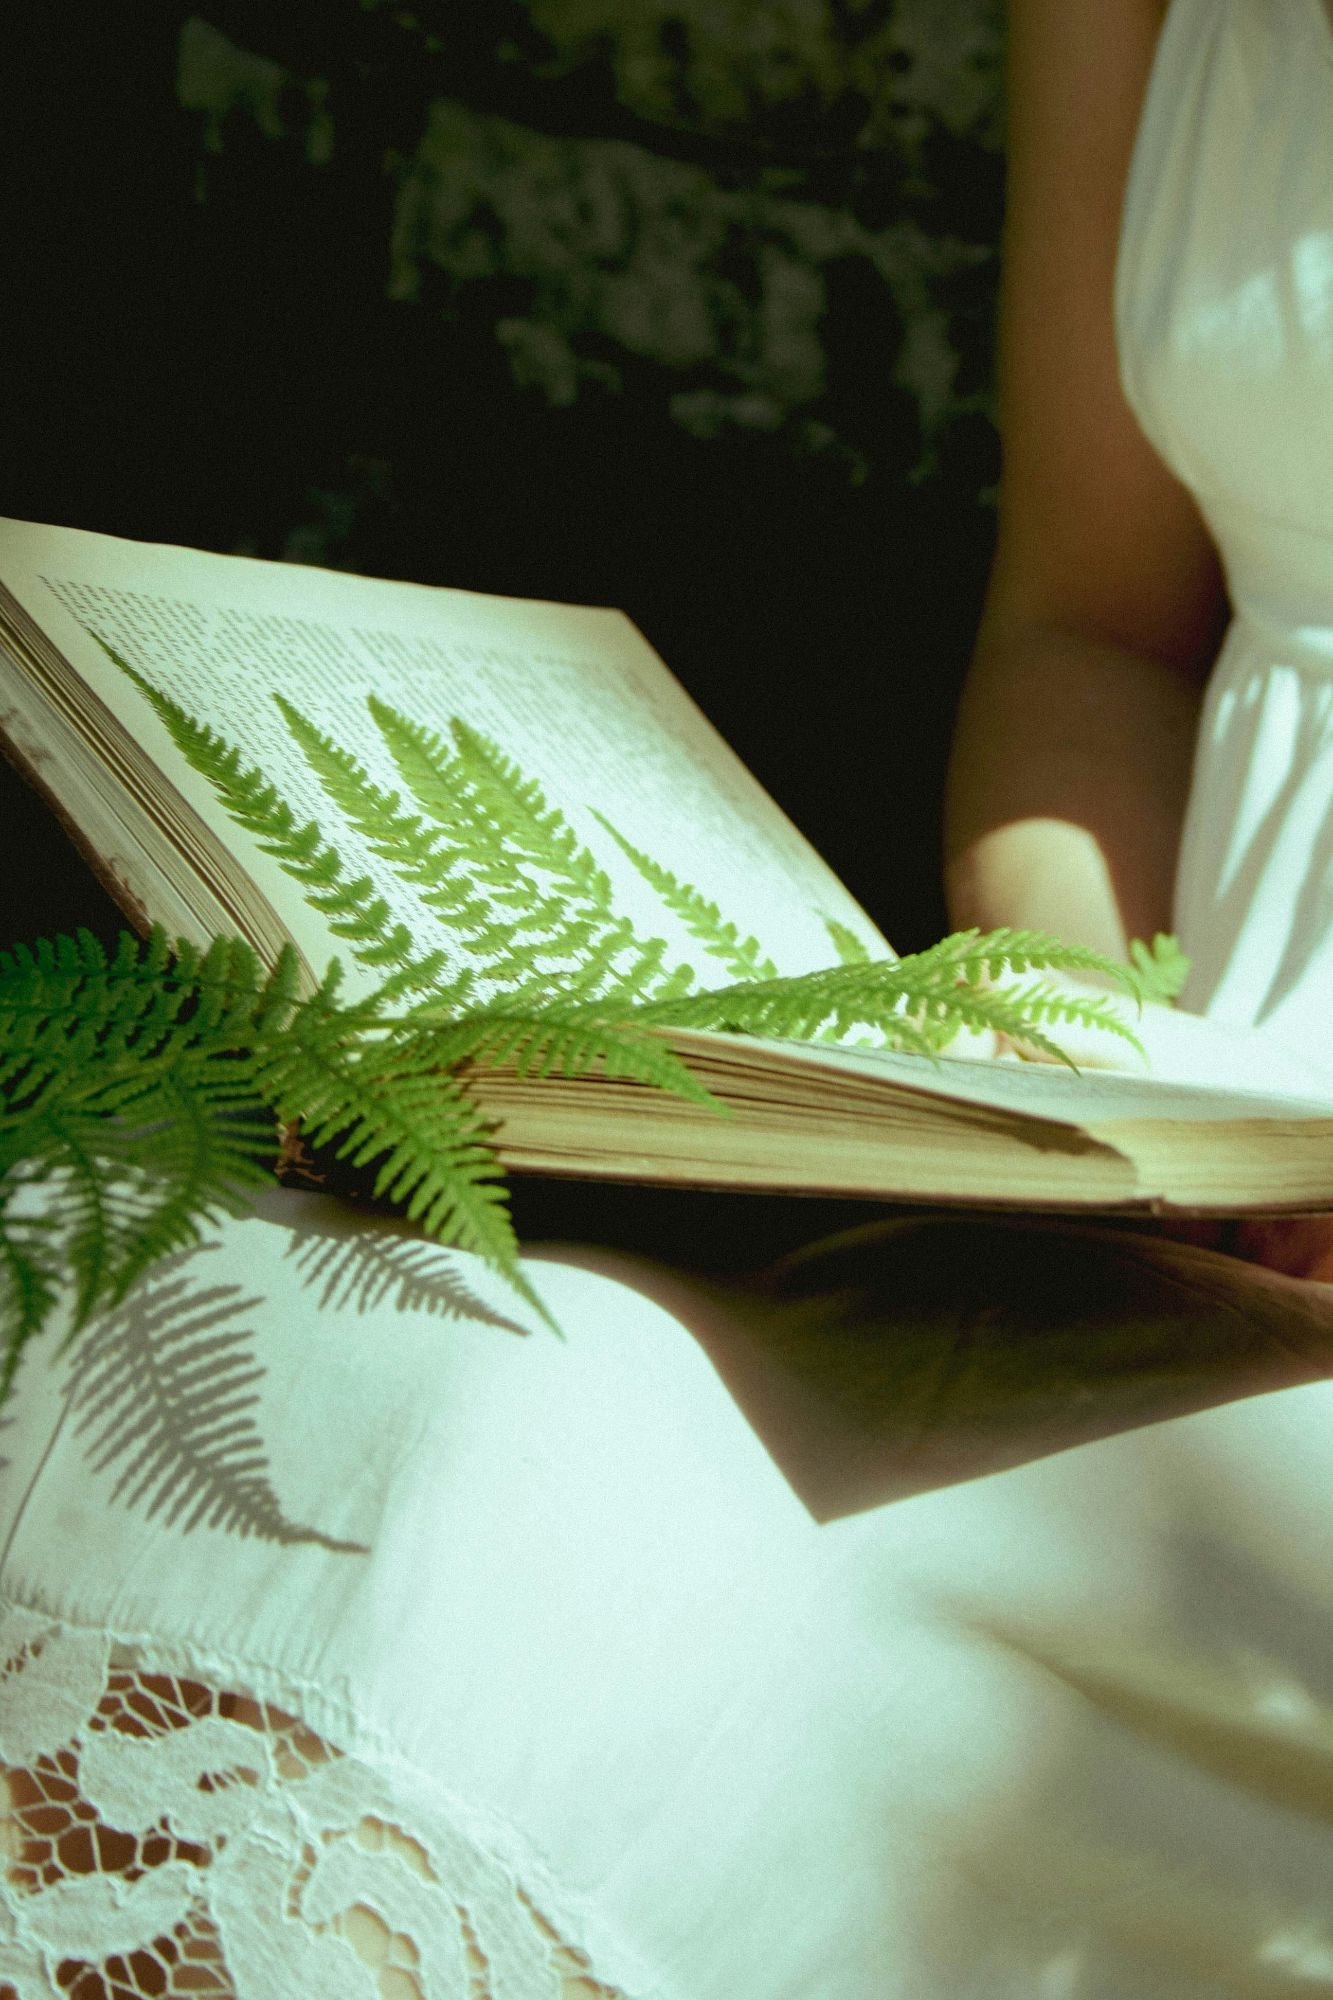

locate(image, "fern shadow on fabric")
(696, 1216), (1333, 1523)
(67, 1243), (368, 1554)
(275, 1205), (535, 1335)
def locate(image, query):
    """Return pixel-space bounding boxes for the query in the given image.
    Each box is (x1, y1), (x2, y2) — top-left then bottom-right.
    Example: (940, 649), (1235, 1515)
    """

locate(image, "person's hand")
(934, 970), (1333, 1283)
(1229, 1215), (1333, 1284)
(1157, 1215), (1333, 1285)
(980, 982), (1333, 1284)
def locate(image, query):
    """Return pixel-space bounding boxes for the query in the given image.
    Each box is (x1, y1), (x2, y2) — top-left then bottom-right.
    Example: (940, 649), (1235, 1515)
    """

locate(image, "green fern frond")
(368, 700), (694, 1003)
(1127, 932), (1192, 1004)
(823, 919), (875, 967)
(902, 927), (1137, 991)
(104, 647), (442, 991)
(633, 962), (941, 1048)
(0, 931), (302, 1365)
(891, 980), (1141, 1068)
(91, 1073), (276, 1310)
(413, 1004), (720, 1102)
(884, 930), (1148, 1061)
(275, 692), (423, 849)
(114, 654), (322, 863)
(635, 933), (1144, 1064)
(589, 812), (780, 982)
(273, 694), (471, 1007)
(369, 704), (581, 887)
(0, 924), (570, 1386)
(250, 1010), (555, 1328)
(441, 725), (701, 1002)
(447, 717), (611, 892)
(368, 702), (534, 866)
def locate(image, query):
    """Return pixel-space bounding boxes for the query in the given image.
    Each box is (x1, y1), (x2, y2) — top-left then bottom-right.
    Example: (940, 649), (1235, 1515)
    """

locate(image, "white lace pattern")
(0, 1604), (638, 2000)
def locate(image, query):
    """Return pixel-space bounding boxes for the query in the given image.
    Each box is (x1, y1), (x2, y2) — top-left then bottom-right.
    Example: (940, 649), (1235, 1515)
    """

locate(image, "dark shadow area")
(0, 0), (1005, 958)
(537, 1212), (1333, 1522)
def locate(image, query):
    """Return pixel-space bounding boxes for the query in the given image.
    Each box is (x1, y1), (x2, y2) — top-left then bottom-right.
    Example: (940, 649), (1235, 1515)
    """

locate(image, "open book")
(3, 514), (1332, 1218)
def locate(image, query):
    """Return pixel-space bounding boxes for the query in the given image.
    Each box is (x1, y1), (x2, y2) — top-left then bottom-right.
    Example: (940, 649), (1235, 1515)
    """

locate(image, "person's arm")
(944, 0), (1227, 963)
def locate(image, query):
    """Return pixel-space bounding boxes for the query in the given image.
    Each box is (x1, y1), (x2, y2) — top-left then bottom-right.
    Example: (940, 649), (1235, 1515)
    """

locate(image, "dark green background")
(2, 0), (1006, 955)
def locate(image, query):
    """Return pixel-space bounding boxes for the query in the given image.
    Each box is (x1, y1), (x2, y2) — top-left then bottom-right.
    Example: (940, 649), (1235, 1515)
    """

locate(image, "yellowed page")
(678, 1017), (1333, 1123)
(462, 1020), (1333, 1206)
(0, 517), (888, 995)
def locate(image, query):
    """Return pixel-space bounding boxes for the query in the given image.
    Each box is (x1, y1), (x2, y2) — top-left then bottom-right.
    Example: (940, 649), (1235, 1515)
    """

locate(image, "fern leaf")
(369, 703), (568, 879)
(273, 694), (476, 1004)
(103, 649), (442, 991)
(366, 701), (584, 981)
(113, 655), (321, 862)
(902, 927), (1137, 992)
(589, 812), (779, 982)
(0, 928), (296, 1349)
(365, 702), (693, 1002)
(1127, 932), (1192, 1004)
(823, 919), (875, 967)
(90, 1073), (276, 1310)
(275, 692), (421, 848)
(447, 717), (608, 889)
(887, 980), (1141, 1068)
(631, 960), (889, 1039)
(439, 726), (699, 1002)
(635, 940), (1145, 1065)
(252, 1012), (556, 1330)
(417, 1004), (720, 1103)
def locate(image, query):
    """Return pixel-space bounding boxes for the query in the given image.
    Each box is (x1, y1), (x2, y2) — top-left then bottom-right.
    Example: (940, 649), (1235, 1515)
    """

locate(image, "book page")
(0, 518), (889, 995)
(691, 1009), (1333, 1123)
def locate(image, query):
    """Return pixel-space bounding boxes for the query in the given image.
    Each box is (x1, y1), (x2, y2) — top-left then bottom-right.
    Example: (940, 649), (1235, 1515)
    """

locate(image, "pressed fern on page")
(116, 648), (1160, 1039)
(271, 693), (483, 1009)
(113, 649), (449, 996)
(589, 810), (780, 985)
(635, 931), (1150, 1064)
(367, 702), (701, 1005)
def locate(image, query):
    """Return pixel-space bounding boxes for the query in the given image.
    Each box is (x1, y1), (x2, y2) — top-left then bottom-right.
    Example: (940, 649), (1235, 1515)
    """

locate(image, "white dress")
(7, 3), (1333, 1994)
(1126, 0), (1333, 1043)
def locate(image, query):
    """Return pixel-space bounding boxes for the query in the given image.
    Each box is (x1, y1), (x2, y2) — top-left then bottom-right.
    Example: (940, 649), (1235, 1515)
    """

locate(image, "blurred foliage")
(3, 0), (1007, 952)
(514, 0), (1002, 146)
(179, 1), (1003, 490)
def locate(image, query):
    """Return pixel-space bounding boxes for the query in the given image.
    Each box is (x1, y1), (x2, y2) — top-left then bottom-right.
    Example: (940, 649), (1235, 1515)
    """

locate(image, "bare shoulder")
(989, 0), (1224, 673)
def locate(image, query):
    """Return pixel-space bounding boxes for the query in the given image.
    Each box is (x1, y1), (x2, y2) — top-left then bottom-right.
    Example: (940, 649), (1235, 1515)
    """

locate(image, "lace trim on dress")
(0, 1604), (640, 2000)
